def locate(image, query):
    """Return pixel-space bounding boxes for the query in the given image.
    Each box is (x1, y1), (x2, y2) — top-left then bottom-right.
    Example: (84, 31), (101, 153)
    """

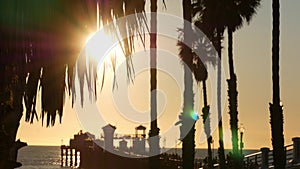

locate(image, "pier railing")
(61, 145), (80, 168)
(244, 137), (300, 168)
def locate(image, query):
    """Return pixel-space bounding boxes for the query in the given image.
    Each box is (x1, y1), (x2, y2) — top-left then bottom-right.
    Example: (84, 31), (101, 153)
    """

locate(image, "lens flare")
(191, 111), (199, 121)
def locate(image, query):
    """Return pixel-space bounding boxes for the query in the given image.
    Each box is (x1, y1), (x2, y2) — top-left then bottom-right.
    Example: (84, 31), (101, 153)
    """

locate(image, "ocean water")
(17, 146), (259, 168)
(18, 146), (65, 169)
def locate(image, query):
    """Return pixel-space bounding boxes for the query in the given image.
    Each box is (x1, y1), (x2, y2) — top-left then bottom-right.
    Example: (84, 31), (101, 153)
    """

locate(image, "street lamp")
(239, 124), (245, 156)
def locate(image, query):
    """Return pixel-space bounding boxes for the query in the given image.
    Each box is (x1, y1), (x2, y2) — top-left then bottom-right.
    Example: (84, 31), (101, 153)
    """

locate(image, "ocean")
(18, 146), (64, 169)
(17, 146), (259, 169)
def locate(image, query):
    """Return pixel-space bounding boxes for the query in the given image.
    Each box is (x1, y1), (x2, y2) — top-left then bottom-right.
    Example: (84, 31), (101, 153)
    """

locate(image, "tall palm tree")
(179, 1), (197, 169)
(224, 0), (260, 168)
(216, 41), (227, 169)
(97, 3), (163, 168)
(201, 80), (213, 169)
(149, 0), (160, 169)
(97, 2), (162, 165)
(178, 1), (213, 169)
(193, 12), (218, 168)
(270, 0), (285, 168)
(192, 0), (227, 168)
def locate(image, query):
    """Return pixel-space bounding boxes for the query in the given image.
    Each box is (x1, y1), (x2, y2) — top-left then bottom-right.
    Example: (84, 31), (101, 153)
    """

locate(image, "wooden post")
(70, 148), (73, 167)
(255, 155), (257, 164)
(65, 148), (68, 167)
(74, 150), (78, 167)
(261, 147), (270, 169)
(60, 146), (64, 167)
(293, 137), (300, 163)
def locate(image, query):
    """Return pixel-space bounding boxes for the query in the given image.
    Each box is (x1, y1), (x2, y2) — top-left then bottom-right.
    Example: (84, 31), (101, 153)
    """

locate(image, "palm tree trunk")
(182, 67), (195, 169)
(227, 29), (235, 79)
(0, 56), (27, 169)
(149, 0), (160, 168)
(0, 5), (27, 166)
(227, 28), (240, 169)
(216, 30), (227, 169)
(270, 0), (285, 168)
(182, 0), (196, 169)
(202, 80), (214, 169)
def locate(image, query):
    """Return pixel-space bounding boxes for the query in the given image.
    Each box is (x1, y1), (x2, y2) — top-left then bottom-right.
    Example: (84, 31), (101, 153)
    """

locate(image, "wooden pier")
(61, 129), (300, 169)
(60, 129), (181, 169)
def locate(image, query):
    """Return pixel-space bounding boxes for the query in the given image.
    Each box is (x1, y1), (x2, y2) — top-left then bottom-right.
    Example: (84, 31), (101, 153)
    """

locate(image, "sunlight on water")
(18, 146), (67, 169)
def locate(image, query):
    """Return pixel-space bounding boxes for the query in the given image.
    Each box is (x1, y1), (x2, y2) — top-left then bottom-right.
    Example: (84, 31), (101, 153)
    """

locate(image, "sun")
(85, 32), (95, 44)
(85, 30), (124, 64)
(83, 3), (127, 66)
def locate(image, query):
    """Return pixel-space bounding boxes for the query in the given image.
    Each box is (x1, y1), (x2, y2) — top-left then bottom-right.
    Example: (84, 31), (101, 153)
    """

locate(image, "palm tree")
(0, 1), (99, 168)
(216, 43), (227, 169)
(97, 3), (162, 166)
(178, 1), (214, 169)
(224, 0), (260, 168)
(201, 80), (214, 169)
(192, 0), (227, 168)
(0, 0), (148, 168)
(149, 0), (160, 169)
(179, 1), (197, 169)
(192, 12), (218, 168)
(270, 0), (285, 168)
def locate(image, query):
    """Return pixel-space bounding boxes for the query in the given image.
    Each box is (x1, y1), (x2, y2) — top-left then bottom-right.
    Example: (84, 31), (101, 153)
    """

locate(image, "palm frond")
(24, 65), (41, 123)
(40, 59), (66, 127)
(177, 25), (220, 83)
(19, 0), (98, 126)
(238, 0), (261, 23)
(1, 0), (151, 127)
(177, 40), (208, 83)
(99, 62), (106, 92)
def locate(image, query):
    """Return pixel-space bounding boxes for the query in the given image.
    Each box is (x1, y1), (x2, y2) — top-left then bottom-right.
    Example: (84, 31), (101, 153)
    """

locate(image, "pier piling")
(61, 146), (79, 167)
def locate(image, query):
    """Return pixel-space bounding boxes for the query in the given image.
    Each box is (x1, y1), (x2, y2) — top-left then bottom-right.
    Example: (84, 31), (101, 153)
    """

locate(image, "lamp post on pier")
(239, 124), (245, 168)
(239, 124), (245, 156)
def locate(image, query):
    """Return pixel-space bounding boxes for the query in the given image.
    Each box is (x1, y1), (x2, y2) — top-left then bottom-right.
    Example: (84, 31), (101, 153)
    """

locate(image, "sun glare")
(83, 2), (126, 66)
(85, 30), (123, 64)
(85, 33), (95, 44)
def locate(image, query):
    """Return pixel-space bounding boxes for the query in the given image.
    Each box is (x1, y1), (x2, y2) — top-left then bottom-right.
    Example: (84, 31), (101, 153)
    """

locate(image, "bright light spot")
(191, 111), (199, 121)
(85, 30), (123, 63)
(85, 33), (95, 44)
(239, 123), (245, 133)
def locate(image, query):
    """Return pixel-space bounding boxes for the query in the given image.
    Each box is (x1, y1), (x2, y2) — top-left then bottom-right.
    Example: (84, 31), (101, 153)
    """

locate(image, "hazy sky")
(17, 0), (300, 150)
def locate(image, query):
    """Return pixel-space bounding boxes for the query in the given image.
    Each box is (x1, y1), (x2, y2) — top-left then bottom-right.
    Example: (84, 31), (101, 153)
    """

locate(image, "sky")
(17, 0), (300, 150)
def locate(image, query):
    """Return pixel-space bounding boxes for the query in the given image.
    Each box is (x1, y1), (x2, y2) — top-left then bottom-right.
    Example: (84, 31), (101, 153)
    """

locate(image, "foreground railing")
(244, 137), (300, 169)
